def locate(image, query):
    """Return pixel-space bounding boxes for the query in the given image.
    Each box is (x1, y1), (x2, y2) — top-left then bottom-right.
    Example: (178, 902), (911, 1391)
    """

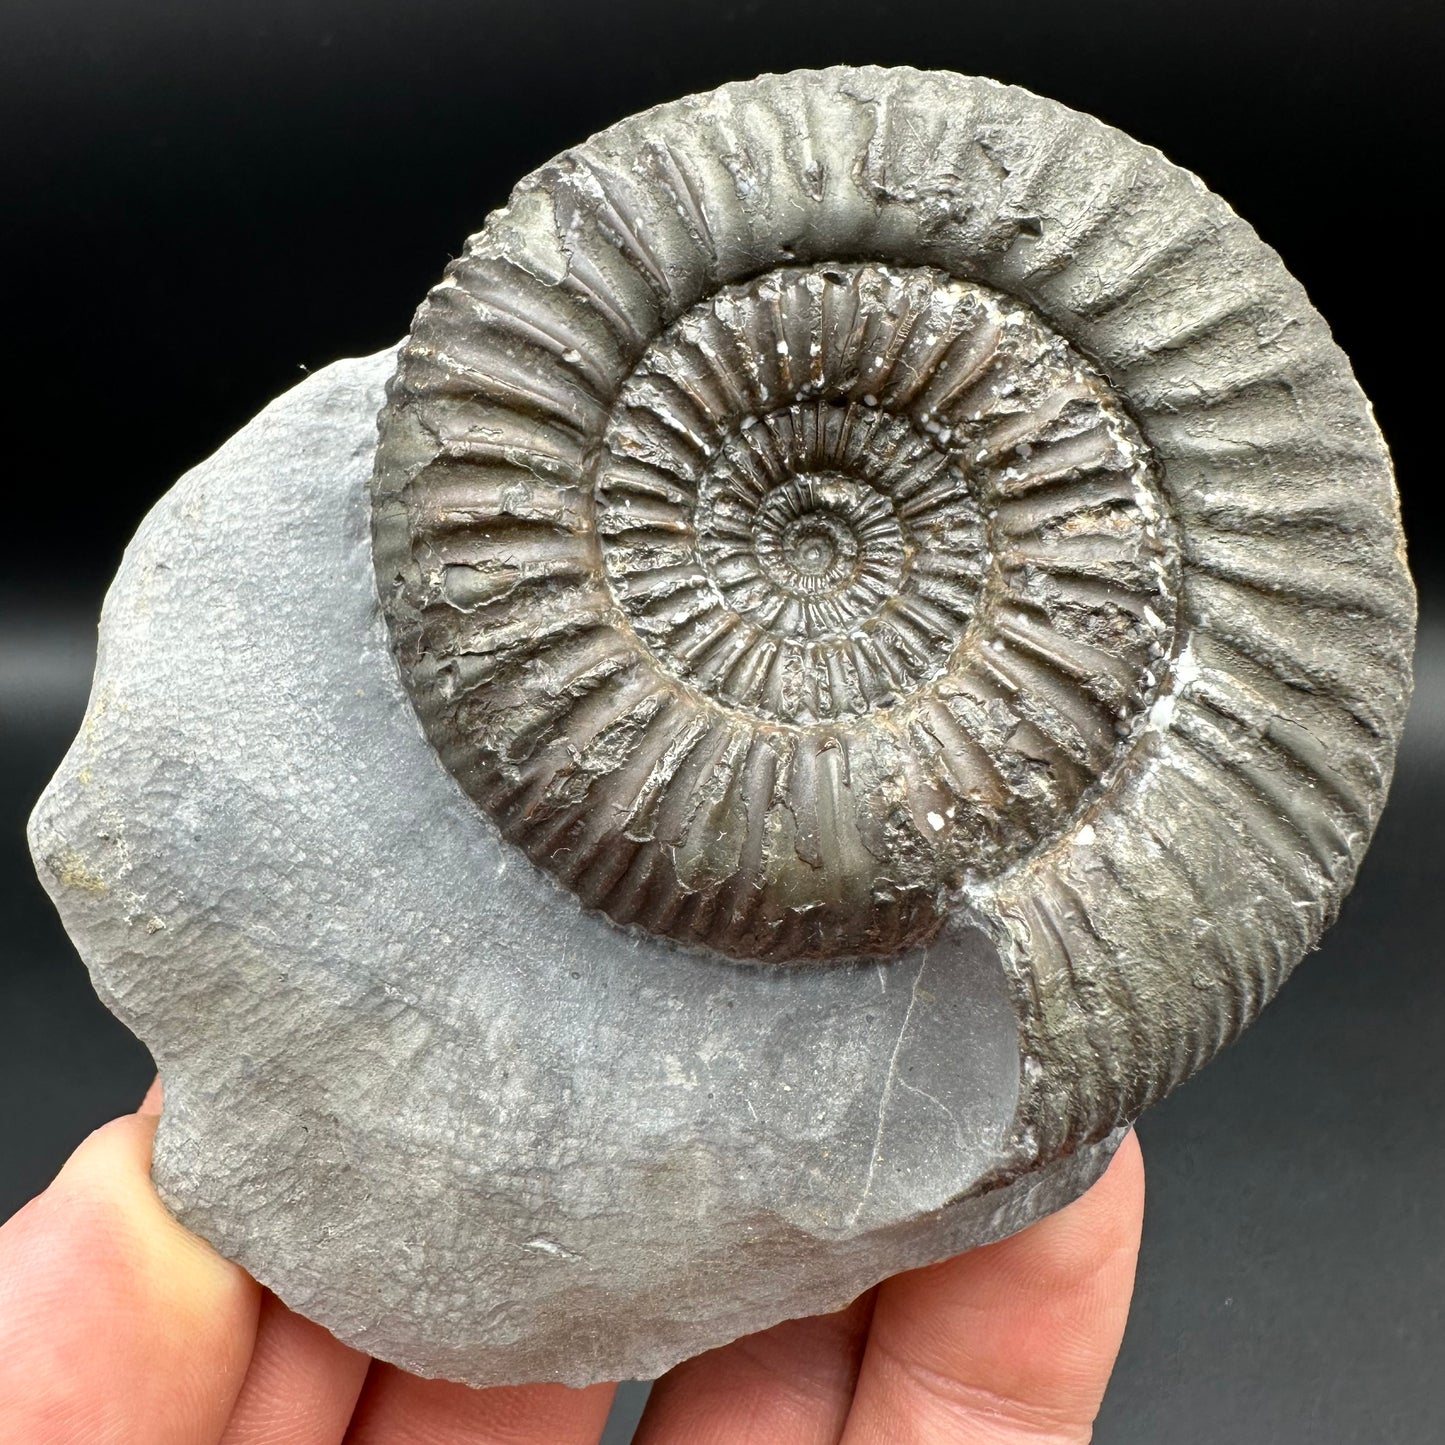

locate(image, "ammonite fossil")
(373, 67), (1412, 1146)
(376, 262), (1176, 967)
(31, 67), (1413, 1387)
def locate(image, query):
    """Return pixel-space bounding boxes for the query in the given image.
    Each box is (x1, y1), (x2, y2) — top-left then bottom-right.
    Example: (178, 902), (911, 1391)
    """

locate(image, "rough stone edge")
(28, 350), (1119, 1387)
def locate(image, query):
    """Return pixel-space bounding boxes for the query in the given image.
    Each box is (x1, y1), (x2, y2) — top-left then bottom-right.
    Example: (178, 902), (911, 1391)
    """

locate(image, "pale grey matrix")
(30, 67), (1414, 1386)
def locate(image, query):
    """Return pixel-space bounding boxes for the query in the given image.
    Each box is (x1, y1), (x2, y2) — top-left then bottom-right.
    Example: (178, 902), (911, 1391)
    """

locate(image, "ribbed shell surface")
(373, 68), (1413, 1152)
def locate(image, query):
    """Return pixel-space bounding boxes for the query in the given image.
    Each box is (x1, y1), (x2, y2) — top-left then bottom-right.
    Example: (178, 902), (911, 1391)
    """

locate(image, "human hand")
(0, 1081), (1143, 1444)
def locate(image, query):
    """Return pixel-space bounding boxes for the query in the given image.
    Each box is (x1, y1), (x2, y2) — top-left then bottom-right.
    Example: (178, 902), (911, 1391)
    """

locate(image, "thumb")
(0, 1096), (263, 1444)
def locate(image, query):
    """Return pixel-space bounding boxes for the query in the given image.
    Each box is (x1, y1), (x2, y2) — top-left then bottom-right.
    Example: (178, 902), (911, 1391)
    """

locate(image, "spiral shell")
(374, 68), (1412, 1147)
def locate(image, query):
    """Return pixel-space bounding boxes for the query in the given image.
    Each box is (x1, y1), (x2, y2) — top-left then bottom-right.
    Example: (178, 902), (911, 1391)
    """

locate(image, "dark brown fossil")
(376, 258), (1176, 962)
(373, 66), (1412, 1146)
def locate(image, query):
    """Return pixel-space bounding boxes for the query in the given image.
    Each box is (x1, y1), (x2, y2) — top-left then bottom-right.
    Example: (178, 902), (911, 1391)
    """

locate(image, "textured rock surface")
(29, 349), (1120, 1384)
(30, 66), (1414, 1387)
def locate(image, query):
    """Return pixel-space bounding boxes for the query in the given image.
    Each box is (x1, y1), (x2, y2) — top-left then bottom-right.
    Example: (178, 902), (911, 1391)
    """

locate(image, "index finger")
(840, 1130), (1145, 1444)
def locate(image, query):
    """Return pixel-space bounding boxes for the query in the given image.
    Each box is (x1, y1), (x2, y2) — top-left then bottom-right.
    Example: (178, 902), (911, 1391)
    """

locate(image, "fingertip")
(1103, 1125), (1144, 1192)
(218, 1291), (371, 1445)
(0, 1110), (263, 1445)
(1012, 1128), (1145, 1282)
(344, 1370), (617, 1445)
(56, 1111), (251, 1291)
(1101, 1128), (1146, 1232)
(635, 1290), (875, 1445)
(138, 1076), (164, 1117)
(840, 1135), (1147, 1443)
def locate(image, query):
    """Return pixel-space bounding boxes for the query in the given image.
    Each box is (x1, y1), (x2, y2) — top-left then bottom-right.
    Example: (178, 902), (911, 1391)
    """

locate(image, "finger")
(138, 1075), (165, 1116)
(841, 1130), (1145, 1445)
(342, 1367), (615, 1445)
(633, 1290), (875, 1445)
(0, 1111), (264, 1445)
(219, 1290), (371, 1445)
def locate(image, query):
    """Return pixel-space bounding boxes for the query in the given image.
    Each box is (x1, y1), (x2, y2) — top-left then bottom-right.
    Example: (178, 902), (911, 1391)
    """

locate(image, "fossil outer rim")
(373, 66), (1414, 1154)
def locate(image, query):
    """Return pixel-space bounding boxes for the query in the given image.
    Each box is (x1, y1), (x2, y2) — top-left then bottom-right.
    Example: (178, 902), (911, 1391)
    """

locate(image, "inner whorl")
(374, 257), (1176, 962)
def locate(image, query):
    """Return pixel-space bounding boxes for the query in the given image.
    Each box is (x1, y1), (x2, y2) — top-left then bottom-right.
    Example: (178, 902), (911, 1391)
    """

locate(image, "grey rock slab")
(28, 348), (1114, 1386)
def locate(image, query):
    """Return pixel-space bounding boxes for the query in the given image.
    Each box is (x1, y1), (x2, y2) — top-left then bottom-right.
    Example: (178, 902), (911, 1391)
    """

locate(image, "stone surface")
(28, 348), (1119, 1385)
(29, 67), (1414, 1387)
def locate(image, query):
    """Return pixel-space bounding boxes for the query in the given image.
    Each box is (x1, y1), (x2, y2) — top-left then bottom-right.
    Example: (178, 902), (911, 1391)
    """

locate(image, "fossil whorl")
(372, 68), (1413, 1153)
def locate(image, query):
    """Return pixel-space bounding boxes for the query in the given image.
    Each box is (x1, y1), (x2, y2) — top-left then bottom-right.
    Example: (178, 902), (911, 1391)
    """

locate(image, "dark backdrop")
(3, 0), (1441, 611)
(2, 4), (1441, 1442)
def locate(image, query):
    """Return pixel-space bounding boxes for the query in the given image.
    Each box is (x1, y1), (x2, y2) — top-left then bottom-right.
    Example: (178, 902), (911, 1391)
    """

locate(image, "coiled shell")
(373, 68), (1413, 1148)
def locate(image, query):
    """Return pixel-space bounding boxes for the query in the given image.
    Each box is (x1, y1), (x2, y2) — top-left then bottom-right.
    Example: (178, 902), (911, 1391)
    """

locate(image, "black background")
(2, 3), (1441, 1441)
